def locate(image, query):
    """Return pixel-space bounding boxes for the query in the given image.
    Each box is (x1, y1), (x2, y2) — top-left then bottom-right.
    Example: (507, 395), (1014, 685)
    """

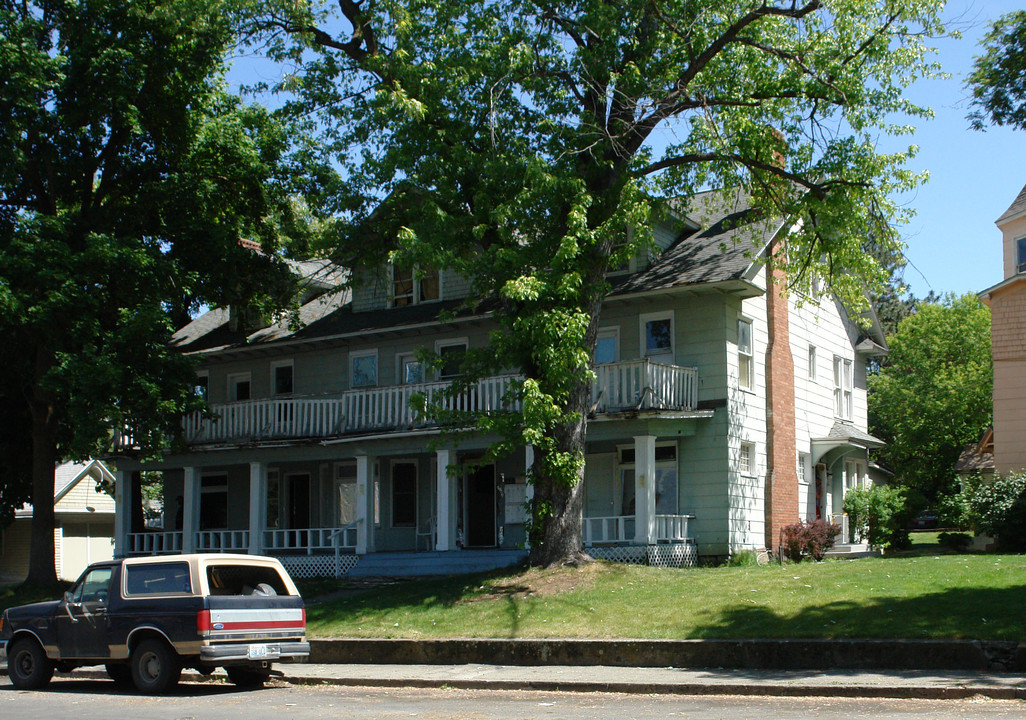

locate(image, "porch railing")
(264, 527), (352, 554)
(593, 359), (698, 412)
(178, 361), (698, 446)
(195, 530), (250, 552)
(582, 514), (694, 546)
(127, 531), (183, 555)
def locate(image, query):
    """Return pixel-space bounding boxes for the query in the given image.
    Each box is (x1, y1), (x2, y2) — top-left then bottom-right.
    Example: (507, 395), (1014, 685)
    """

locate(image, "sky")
(229, 1), (1024, 301)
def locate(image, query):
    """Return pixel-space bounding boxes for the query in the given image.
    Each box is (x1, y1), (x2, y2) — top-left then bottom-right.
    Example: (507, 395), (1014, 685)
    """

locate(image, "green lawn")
(304, 553), (1026, 641)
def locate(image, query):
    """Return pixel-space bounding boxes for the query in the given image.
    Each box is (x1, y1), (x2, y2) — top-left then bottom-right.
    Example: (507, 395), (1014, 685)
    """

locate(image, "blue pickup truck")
(1, 554), (310, 693)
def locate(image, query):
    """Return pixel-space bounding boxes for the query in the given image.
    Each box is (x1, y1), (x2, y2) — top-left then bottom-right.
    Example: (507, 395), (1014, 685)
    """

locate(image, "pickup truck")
(1, 554), (310, 693)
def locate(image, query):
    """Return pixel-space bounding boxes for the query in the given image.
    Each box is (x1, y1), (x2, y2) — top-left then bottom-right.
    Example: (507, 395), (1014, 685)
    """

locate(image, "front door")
(464, 464), (496, 547)
(56, 565), (114, 659)
(287, 473), (311, 529)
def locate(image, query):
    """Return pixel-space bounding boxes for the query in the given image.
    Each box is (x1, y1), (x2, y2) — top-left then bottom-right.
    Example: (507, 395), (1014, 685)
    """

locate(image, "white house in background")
(109, 189), (885, 578)
(0, 459), (116, 584)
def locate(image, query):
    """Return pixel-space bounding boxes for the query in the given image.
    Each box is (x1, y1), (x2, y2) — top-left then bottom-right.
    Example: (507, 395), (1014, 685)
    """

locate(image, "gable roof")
(16, 459), (116, 518)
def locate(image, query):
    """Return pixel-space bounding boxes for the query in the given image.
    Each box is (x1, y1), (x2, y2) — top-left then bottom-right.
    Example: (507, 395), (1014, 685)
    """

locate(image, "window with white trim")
(595, 328), (619, 365)
(833, 355), (853, 420)
(271, 360), (294, 395)
(350, 349), (378, 388)
(808, 346), (817, 381)
(739, 443), (755, 475)
(738, 319), (754, 390)
(1018, 237), (1026, 274)
(227, 372), (251, 402)
(797, 453), (809, 484)
(391, 266), (441, 307)
(640, 311), (674, 363)
(844, 459), (866, 491)
(435, 339), (467, 379)
(397, 352), (424, 385)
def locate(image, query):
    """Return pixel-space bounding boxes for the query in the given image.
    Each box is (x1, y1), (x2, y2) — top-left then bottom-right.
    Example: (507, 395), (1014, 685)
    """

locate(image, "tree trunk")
(26, 353), (59, 587)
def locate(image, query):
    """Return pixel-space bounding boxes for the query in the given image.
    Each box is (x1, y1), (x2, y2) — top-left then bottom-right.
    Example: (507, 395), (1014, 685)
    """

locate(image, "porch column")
(633, 435), (656, 545)
(355, 455), (376, 554)
(524, 445), (535, 550)
(113, 470), (130, 557)
(435, 448), (455, 551)
(248, 462), (267, 555)
(182, 466), (199, 554)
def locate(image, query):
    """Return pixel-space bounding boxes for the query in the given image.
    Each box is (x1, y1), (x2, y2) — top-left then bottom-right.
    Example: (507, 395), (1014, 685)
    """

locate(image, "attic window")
(1018, 237), (1026, 274)
(392, 266), (440, 307)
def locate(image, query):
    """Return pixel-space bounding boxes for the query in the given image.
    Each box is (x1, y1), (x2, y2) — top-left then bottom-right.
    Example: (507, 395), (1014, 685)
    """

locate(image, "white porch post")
(182, 466), (198, 554)
(634, 435), (656, 545)
(435, 448), (454, 551)
(355, 455), (376, 554)
(248, 462), (267, 555)
(113, 470), (130, 557)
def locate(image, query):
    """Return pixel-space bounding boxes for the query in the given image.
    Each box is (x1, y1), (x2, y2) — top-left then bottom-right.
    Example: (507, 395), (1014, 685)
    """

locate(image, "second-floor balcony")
(181, 359), (698, 446)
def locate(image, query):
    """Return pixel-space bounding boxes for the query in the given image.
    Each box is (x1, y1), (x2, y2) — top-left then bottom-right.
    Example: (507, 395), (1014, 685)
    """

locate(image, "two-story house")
(109, 189), (885, 578)
(980, 183), (1026, 475)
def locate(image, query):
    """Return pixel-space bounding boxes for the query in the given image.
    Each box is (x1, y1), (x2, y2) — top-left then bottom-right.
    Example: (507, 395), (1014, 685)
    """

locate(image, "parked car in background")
(1, 554), (309, 694)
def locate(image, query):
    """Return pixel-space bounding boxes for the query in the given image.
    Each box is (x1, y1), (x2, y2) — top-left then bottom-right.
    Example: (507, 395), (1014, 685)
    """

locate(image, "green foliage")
(244, 0), (948, 563)
(936, 532), (971, 552)
(937, 474), (981, 530)
(965, 472), (1026, 552)
(868, 294), (992, 502)
(968, 10), (1026, 130)
(843, 485), (913, 551)
(780, 519), (840, 562)
(725, 549), (761, 567)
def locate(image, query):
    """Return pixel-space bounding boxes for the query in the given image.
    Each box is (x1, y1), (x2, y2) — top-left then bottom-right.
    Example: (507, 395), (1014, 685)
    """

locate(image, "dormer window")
(1017, 237), (1026, 274)
(392, 266), (440, 307)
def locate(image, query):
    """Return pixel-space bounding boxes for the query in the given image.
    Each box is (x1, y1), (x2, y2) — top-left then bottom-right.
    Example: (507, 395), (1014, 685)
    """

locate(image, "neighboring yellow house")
(980, 184), (1026, 475)
(0, 460), (116, 584)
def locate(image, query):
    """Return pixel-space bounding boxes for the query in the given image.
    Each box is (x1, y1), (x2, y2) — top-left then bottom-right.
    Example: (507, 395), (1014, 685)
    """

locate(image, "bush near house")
(966, 471), (1026, 551)
(843, 485), (915, 551)
(780, 519), (841, 562)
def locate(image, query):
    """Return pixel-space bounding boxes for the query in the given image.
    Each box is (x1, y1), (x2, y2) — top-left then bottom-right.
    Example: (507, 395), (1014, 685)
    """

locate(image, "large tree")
(0, 0), (316, 586)
(968, 9), (1026, 131)
(868, 294), (993, 502)
(247, 0), (946, 564)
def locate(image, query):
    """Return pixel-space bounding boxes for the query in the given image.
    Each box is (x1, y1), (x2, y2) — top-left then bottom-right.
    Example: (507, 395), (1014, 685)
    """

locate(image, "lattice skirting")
(589, 542), (698, 568)
(276, 554), (360, 579)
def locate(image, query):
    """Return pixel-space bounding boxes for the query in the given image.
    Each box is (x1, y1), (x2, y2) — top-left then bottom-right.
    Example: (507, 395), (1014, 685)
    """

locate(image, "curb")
(309, 638), (1026, 672)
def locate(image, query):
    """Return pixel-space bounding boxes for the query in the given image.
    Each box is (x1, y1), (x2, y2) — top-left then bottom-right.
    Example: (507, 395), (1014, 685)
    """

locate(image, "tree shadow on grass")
(686, 583), (1026, 641)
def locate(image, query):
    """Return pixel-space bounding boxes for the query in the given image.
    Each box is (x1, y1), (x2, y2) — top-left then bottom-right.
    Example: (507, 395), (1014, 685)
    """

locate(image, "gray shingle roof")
(820, 422), (884, 447)
(997, 182), (1026, 224)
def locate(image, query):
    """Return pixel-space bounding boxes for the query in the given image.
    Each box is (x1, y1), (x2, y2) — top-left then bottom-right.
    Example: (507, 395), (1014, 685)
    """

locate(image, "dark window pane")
(275, 365), (293, 395)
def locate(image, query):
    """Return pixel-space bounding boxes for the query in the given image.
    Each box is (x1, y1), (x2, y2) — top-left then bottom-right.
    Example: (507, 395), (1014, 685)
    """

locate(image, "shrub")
(937, 531), (972, 551)
(725, 549), (761, 567)
(966, 471), (1026, 552)
(843, 485), (913, 551)
(780, 519), (841, 562)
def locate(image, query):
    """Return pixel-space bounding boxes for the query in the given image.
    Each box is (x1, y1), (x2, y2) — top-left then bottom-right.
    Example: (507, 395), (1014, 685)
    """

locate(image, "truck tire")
(8, 637), (54, 690)
(130, 639), (181, 694)
(226, 666), (271, 687)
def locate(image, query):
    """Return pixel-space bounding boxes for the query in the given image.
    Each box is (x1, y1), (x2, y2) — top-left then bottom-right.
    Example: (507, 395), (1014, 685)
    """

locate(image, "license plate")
(247, 644), (268, 659)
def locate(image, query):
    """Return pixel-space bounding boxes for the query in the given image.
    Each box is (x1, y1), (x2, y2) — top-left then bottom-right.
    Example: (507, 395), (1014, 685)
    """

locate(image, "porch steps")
(348, 549), (529, 578)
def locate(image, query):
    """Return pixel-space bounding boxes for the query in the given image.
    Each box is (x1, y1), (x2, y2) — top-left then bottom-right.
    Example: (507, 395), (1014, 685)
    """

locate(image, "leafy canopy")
(968, 10), (1026, 130)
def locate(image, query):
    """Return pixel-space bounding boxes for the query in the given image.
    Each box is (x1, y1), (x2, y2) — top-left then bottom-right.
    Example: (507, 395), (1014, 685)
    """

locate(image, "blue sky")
(887, 0), (1024, 299)
(230, 1), (1022, 300)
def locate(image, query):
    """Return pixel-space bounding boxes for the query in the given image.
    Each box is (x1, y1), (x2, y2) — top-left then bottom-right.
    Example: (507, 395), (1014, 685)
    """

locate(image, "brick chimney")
(764, 236), (798, 550)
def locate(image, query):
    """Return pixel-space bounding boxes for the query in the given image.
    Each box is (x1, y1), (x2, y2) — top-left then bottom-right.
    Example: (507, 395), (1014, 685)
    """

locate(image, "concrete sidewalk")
(8, 662), (1024, 700)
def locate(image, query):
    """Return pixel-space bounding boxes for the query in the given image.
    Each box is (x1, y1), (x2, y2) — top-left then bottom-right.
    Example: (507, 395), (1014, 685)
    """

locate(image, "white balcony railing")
(264, 527), (356, 554)
(179, 361), (698, 446)
(592, 359), (698, 413)
(195, 530), (250, 552)
(127, 531), (183, 555)
(582, 514), (694, 546)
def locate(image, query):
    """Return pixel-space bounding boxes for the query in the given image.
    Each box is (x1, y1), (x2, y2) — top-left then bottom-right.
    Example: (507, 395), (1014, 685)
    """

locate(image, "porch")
(179, 360), (699, 446)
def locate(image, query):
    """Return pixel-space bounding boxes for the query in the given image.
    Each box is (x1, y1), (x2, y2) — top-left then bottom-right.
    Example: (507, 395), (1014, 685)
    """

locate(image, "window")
(738, 319), (754, 390)
(436, 340), (467, 379)
(641, 312), (674, 363)
(594, 328), (619, 365)
(1018, 238), (1026, 274)
(739, 443), (755, 475)
(797, 453), (809, 485)
(70, 566), (114, 604)
(272, 361), (294, 395)
(398, 353), (424, 385)
(391, 461), (417, 527)
(228, 373), (251, 402)
(833, 355), (853, 420)
(808, 346), (817, 381)
(392, 266), (441, 307)
(125, 561), (192, 596)
(194, 373), (209, 400)
(845, 459), (866, 491)
(617, 442), (678, 515)
(200, 474), (228, 530)
(350, 350), (378, 388)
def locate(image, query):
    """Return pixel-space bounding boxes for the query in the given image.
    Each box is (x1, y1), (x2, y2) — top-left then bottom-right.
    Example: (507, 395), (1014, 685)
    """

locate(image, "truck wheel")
(130, 639), (181, 694)
(105, 663), (133, 688)
(226, 666), (271, 687)
(8, 637), (54, 690)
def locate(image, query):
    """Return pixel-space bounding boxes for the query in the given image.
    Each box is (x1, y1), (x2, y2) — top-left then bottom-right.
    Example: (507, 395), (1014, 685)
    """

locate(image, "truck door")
(56, 565), (114, 660)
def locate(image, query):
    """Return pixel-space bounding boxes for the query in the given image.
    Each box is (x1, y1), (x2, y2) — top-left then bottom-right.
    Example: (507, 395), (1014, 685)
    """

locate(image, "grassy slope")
(304, 553), (1025, 641)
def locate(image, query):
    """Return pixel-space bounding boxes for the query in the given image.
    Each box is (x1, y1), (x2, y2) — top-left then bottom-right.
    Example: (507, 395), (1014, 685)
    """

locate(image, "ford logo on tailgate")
(213, 622), (225, 630)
